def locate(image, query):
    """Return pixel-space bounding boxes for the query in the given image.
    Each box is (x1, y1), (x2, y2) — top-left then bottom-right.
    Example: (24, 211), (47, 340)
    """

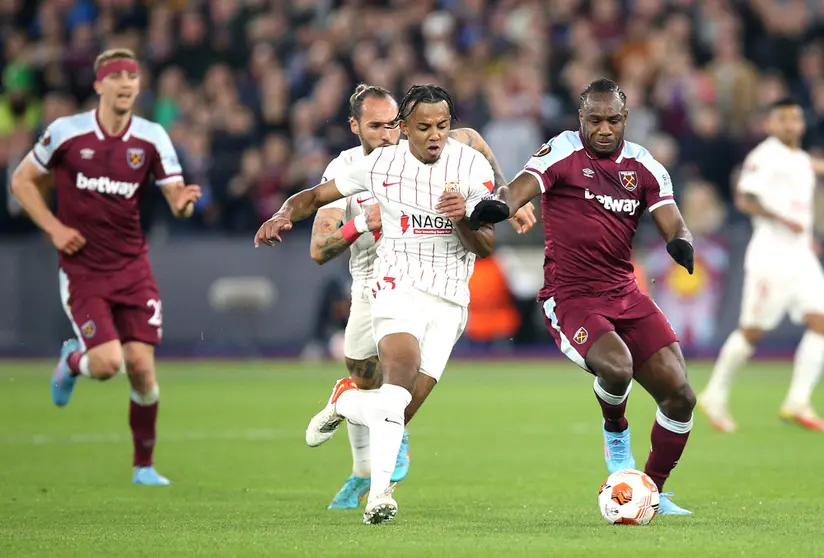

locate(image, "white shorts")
(370, 284), (468, 382)
(740, 256), (824, 330)
(344, 283), (378, 361)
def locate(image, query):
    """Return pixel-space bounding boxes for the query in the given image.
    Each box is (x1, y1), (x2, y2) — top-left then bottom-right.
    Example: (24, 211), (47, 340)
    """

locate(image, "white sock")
(785, 331), (824, 410)
(130, 384), (160, 406)
(347, 420), (371, 478)
(703, 330), (754, 405)
(593, 377), (632, 405)
(366, 384), (411, 501)
(78, 354), (91, 377)
(336, 389), (370, 425)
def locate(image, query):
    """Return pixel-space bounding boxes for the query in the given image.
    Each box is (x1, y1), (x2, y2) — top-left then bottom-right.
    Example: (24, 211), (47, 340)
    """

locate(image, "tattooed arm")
(309, 204), (382, 264)
(309, 208), (348, 264)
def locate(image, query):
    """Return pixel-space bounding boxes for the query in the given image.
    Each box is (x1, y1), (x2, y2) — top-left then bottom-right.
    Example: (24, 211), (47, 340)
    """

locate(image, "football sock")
(785, 331), (824, 410)
(594, 378), (631, 432)
(366, 384), (410, 501)
(347, 420), (371, 478)
(703, 330), (753, 404)
(67, 351), (90, 377)
(644, 408), (692, 492)
(130, 385), (159, 467)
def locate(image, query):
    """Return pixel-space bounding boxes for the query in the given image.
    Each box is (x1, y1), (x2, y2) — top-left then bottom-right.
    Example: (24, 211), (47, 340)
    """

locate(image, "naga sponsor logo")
(585, 188), (640, 215)
(400, 212), (454, 235)
(76, 172), (140, 199)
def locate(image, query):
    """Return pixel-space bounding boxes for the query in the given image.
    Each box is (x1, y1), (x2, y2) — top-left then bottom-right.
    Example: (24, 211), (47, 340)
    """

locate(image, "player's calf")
(346, 356), (383, 390)
(635, 344), (695, 493)
(124, 342), (163, 477)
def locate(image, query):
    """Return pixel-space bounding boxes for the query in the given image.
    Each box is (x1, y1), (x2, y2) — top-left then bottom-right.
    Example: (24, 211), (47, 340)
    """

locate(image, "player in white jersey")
(700, 98), (824, 432)
(309, 85), (537, 510)
(256, 84), (500, 524)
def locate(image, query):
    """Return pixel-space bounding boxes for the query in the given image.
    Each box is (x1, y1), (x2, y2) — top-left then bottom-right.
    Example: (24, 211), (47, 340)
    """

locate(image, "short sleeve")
(30, 119), (71, 173)
(517, 132), (580, 192)
(149, 124), (183, 185)
(736, 152), (769, 198)
(465, 154), (495, 216)
(334, 151), (371, 197)
(319, 155), (348, 211)
(636, 149), (675, 213)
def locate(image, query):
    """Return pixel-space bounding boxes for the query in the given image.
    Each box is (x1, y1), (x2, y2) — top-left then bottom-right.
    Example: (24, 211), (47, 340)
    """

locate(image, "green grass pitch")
(1, 359), (823, 557)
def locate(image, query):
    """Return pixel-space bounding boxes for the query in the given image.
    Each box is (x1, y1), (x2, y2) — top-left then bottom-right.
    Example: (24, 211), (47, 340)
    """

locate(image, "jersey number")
(147, 299), (163, 327)
(371, 276), (397, 298)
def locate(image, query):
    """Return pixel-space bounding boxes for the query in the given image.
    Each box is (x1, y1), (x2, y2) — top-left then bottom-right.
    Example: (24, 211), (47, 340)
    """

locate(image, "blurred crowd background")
(0, 0), (823, 356)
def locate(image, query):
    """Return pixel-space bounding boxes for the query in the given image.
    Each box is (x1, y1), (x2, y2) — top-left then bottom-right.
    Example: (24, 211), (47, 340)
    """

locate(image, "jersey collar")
(578, 130), (625, 162)
(93, 109), (134, 141)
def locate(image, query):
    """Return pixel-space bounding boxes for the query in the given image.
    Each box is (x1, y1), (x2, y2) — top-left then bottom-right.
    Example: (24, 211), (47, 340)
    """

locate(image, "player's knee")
(660, 383), (696, 421)
(125, 355), (153, 379)
(93, 354), (123, 379)
(592, 356), (633, 391)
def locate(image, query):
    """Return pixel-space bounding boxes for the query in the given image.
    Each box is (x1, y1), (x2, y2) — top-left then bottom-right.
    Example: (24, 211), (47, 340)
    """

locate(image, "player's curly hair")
(579, 78), (627, 108)
(349, 84), (393, 120)
(395, 84), (457, 122)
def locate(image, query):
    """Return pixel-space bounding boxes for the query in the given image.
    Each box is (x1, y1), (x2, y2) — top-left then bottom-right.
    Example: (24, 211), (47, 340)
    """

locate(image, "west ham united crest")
(81, 320), (96, 339)
(127, 147), (145, 170)
(573, 327), (589, 345)
(619, 170), (638, 191)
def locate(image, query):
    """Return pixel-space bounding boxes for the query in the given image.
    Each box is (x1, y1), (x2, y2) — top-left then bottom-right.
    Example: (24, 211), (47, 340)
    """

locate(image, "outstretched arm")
(497, 173), (542, 218)
(736, 191), (802, 232)
(254, 180), (347, 247)
(651, 203), (695, 274)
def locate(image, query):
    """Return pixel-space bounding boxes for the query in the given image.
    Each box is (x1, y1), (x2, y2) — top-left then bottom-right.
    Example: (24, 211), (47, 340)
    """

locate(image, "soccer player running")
(700, 98), (824, 433)
(309, 84), (536, 510)
(10, 49), (200, 485)
(256, 84), (499, 524)
(470, 78), (697, 515)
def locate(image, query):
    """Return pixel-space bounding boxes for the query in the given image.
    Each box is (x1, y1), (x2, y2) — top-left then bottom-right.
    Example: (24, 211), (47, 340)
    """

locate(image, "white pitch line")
(0, 428), (293, 446)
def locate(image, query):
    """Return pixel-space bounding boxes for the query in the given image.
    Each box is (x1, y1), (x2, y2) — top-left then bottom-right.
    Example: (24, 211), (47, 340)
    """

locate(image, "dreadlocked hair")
(579, 78), (627, 108)
(395, 84), (457, 122)
(349, 83), (393, 119)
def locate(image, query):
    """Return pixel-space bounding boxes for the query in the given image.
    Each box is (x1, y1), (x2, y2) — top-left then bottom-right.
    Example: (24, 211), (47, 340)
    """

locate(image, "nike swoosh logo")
(384, 418), (402, 425)
(383, 181), (401, 187)
(356, 197), (374, 204)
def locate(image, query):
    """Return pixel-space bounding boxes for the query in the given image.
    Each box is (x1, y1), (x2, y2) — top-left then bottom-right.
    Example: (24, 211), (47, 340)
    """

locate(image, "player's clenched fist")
(254, 214), (292, 247)
(435, 191), (466, 221)
(49, 223), (86, 255)
(175, 184), (202, 214)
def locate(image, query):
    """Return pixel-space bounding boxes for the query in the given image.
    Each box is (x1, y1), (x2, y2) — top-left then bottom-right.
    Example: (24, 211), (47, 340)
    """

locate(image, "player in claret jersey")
(470, 78), (697, 515)
(10, 48), (201, 485)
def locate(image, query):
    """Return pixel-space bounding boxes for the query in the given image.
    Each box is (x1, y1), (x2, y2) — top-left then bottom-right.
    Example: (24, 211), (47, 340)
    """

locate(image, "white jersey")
(335, 138), (495, 307)
(319, 146), (380, 284)
(738, 136), (817, 274)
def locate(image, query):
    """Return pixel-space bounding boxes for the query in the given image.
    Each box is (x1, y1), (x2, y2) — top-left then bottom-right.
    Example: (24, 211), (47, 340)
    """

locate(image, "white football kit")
(334, 138), (495, 380)
(319, 147), (381, 361)
(737, 136), (824, 329)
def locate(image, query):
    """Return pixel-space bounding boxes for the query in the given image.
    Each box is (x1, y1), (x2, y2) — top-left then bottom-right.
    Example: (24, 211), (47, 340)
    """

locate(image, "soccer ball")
(598, 469), (660, 525)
